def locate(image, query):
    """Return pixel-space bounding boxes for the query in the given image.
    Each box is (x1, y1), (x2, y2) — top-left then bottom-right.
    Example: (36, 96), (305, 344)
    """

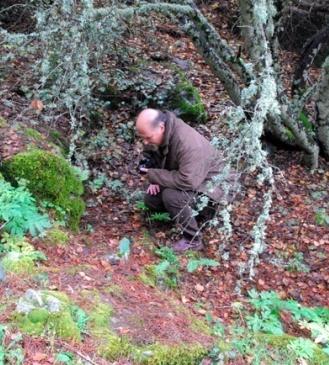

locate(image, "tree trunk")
(316, 56), (329, 159)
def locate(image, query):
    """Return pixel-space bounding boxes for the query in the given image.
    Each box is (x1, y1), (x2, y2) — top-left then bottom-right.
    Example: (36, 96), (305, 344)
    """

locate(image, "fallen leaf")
(195, 283), (204, 292)
(32, 353), (47, 361)
(30, 99), (44, 112)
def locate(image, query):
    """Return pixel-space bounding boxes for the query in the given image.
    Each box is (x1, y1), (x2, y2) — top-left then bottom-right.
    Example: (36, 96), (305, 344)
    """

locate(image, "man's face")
(137, 122), (165, 146)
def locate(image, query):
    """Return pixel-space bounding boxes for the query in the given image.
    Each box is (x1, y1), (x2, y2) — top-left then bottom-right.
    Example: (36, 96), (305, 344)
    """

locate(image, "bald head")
(135, 109), (166, 145)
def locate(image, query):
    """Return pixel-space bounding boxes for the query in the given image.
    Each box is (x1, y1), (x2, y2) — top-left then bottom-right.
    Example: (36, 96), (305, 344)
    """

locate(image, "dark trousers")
(144, 188), (201, 240)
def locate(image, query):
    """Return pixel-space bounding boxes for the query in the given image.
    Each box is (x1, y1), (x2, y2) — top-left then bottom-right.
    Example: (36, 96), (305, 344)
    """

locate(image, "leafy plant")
(118, 237), (131, 260)
(288, 338), (316, 360)
(286, 252), (310, 273)
(135, 201), (149, 212)
(315, 209), (329, 226)
(55, 351), (75, 364)
(187, 258), (219, 273)
(154, 247), (180, 288)
(149, 212), (171, 222)
(0, 180), (51, 237)
(70, 306), (88, 334)
(0, 325), (24, 365)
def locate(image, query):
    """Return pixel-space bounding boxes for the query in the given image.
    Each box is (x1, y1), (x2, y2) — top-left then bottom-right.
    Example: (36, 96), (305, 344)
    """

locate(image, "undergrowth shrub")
(0, 324), (24, 365)
(0, 179), (51, 237)
(208, 290), (329, 364)
(0, 233), (47, 274)
(2, 150), (85, 231)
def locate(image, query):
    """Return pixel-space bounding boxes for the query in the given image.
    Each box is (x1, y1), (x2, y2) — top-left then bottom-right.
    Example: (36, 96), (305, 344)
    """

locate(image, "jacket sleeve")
(147, 145), (211, 191)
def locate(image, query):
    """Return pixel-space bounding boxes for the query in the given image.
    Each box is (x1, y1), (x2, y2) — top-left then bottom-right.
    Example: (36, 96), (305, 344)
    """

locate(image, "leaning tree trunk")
(316, 56), (329, 159)
(0, 0), (325, 167)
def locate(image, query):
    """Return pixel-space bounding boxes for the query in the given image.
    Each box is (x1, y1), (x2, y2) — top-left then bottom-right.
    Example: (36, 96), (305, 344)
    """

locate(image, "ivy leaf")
(155, 260), (171, 276)
(118, 237), (131, 260)
(187, 258), (219, 273)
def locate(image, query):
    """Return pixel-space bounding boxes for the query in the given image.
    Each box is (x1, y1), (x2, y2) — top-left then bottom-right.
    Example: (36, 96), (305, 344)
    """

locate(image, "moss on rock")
(1, 149), (85, 231)
(169, 77), (207, 123)
(14, 289), (82, 341)
(1, 252), (36, 275)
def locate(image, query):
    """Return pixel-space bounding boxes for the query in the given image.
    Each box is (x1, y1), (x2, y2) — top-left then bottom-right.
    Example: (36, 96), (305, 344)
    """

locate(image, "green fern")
(149, 212), (171, 222)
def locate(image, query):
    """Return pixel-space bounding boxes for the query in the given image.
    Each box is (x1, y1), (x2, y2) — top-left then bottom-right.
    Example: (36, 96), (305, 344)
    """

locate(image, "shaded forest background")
(0, 1), (329, 364)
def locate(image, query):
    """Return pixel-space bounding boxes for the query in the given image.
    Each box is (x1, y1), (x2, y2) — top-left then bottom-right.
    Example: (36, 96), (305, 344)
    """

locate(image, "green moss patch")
(169, 77), (207, 123)
(23, 128), (44, 141)
(44, 227), (69, 246)
(88, 300), (210, 365)
(1, 149), (85, 230)
(14, 289), (86, 341)
(0, 235), (46, 275)
(0, 116), (7, 128)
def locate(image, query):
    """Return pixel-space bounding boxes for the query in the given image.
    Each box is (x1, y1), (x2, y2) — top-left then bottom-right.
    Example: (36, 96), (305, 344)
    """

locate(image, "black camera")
(138, 157), (156, 174)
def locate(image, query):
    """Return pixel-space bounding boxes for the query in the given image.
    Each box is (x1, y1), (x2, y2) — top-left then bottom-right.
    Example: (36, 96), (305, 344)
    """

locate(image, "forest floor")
(0, 1), (329, 365)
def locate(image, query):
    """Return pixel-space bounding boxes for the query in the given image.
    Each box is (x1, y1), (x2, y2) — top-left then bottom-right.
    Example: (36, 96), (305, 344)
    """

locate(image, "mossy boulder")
(14, 289), (83, 341)
(169, 78), (207, 123)
(1, 252), (36, 275)
(1, 150), (85, 230)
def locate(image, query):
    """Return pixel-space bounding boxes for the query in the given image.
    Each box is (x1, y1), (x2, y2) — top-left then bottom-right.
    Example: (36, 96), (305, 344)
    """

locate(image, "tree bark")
(316, 56), (329, 159)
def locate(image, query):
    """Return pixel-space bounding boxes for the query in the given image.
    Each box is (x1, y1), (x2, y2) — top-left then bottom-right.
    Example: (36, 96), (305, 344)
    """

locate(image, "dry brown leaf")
(30, 99), (44, 112)
(32, 353), (47, 361)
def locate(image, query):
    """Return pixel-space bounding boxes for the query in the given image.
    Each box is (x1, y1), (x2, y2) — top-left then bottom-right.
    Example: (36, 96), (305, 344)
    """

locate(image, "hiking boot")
(172, 238), (204, 253)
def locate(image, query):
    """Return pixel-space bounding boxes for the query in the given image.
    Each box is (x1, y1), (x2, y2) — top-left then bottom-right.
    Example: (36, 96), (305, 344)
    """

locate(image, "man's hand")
(139, 167), (148, 174)
(146, 184), (160, 195)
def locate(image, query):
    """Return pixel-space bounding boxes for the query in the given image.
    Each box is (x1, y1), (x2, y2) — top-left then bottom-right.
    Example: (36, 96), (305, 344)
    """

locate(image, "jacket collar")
(160, 111), (175, 156)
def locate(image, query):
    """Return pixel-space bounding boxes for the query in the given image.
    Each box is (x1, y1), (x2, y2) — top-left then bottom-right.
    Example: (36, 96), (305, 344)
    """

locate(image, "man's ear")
(159, 122), (165, 133)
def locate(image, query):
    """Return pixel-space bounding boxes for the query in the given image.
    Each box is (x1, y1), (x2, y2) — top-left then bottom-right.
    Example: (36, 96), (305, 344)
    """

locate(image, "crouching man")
(136, 108), (238, 252)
